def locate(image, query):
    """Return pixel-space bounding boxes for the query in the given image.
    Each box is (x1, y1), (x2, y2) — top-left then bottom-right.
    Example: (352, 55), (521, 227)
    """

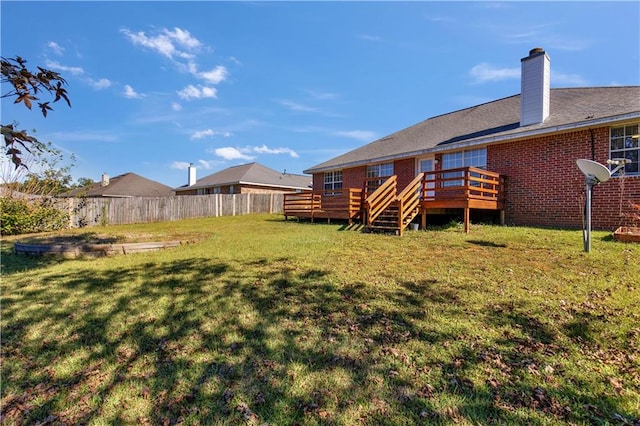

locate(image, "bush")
(0, 197), (69, 235)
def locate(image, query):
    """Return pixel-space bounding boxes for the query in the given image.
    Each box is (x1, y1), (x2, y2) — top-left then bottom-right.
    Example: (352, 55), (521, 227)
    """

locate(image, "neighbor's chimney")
(520, 47), (550, 127)
(188, 163), (196, 186)
(101, 173), (109, 187)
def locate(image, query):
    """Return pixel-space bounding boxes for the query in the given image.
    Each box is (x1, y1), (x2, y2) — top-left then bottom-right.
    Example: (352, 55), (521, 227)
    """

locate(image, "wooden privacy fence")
(57, 193), (285, 228)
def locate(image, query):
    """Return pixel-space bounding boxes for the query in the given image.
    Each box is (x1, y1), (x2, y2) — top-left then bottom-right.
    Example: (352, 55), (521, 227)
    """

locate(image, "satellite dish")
(576, 159), (612, 253)
(576, 159), (611, 184)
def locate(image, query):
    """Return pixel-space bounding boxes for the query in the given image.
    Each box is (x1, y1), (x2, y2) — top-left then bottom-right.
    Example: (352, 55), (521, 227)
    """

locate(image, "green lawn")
(1, 214), (638, 425)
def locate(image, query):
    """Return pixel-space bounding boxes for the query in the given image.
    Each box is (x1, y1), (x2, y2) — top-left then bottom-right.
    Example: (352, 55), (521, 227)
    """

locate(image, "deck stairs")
(364, 173), (424, 236)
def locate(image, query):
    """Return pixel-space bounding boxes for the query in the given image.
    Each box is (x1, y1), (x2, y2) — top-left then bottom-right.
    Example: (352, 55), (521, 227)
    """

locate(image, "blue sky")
(2, 1), (639, 188)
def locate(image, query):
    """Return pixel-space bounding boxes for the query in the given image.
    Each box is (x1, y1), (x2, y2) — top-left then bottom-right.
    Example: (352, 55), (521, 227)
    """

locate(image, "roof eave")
(304, 112), (640, 174)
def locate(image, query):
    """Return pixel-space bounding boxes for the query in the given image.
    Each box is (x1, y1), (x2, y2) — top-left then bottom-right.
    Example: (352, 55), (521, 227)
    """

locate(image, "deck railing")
(363, 175), (397, 225)
(420, 167), (503, 203)
(319, 188), (364, 218)
(283, 191), (321, 219)
(283, 188), (363, 221)
(397, 172), (425, 227)
(284, 167), (504, 224)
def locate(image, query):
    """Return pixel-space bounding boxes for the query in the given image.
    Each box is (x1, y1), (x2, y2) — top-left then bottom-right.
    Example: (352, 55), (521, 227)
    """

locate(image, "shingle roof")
(63, 173), (174, 197)
(304, 86), (640, 174)
(176, 162), (312, 191)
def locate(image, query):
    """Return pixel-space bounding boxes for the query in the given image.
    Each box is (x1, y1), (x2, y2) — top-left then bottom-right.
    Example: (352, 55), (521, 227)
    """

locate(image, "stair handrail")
(397, 172), (425, 227)
(364, 175), (397, 225)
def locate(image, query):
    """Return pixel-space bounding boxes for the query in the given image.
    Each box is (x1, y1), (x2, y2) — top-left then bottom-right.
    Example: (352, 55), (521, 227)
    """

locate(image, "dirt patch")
(17, 232), (154, 245)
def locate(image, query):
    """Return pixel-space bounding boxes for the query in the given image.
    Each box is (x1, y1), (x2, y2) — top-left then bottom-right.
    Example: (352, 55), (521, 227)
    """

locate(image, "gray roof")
(304, 86), (640, 174)
(176, 162), (312, 191)
(63, 173), (174, 197)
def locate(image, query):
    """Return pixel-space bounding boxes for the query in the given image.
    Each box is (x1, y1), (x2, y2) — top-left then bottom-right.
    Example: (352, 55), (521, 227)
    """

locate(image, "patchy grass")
(1, 214), (639, 425)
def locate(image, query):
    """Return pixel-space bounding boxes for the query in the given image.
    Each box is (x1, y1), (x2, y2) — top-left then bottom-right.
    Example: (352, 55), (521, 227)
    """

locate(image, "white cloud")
(253, 145), (299, 158)
(305, 89), (339, 100)
(88, 78), (111, 90)
(170, 161), (192, 170)
(122, 29), (179, 58)
(198, 159), (219, 169)
(214, 147), (255, 161)
(166, 27), (202, 50)
(172, 102), (183, 111)
(45, 60), (84, 76)
(191, 129), (215, 140)
(278, 99), (321, 113)
(190, 129), (231, 139)
(170, 159), (221, 171)
(333, 130), (377, 142)
(123, 84), (143, 99)
(47, 41), (64, 55)
(177, 84), (217, 100)
(199, 65), (228, 84)
(120, 27), (201, 60)
(553, 72), (588, 86)
(469, 63), (520, 83)
(212, 144), (298, 161)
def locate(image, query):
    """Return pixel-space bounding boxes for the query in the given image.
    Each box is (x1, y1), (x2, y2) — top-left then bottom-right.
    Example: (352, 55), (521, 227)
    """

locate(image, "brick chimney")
(520, 47), (550, 127)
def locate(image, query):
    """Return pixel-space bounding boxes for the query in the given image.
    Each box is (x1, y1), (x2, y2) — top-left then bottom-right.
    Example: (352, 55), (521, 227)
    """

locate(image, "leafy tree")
(1, 137), (76, 195)
(74, 177), (95, 189)
(1, 56), (71, 169)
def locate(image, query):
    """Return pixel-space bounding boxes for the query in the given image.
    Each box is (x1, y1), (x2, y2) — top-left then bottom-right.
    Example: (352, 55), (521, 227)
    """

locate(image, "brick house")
(298, 48), (639, 232)
(175, 162), (311, 195)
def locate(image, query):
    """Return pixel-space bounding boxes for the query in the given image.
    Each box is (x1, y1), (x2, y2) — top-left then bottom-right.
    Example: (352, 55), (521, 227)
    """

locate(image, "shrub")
(0, 197), (69, 235)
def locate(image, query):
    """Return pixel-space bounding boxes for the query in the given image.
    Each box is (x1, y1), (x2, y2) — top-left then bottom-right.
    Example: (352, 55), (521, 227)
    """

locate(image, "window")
(463, 148), (487, 168)
(610, 124), (639, 175)
(366, 162), (394, 179)
(366, 162), (394, 191)
(324, 170), (342, 195)
(442, 148), (487, 186)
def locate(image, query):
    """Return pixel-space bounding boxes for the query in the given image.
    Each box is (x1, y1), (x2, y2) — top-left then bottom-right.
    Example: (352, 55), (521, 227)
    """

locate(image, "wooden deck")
(284, 167), (504, 233)
(283, 188), (364, 223)
(419, 167), (504, 232)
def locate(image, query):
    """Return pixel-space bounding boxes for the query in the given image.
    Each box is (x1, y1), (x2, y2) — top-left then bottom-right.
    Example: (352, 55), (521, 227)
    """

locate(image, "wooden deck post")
(464, 207), (470, 233)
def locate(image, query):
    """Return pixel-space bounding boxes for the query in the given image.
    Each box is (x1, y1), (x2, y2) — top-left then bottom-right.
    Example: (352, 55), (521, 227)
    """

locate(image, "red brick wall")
(311, 165), (367, 191)
(312, 161), (416, 191)
(240, 185), (303, 194)
(488, 126), (640, 230)
(311, 126), (639, 231)
(176, 189), (197, 195)
(394, 158), (416, 188)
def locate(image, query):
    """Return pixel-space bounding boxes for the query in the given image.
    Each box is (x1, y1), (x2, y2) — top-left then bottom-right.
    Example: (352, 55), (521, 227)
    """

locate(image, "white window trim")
(609, 123), (639, 177)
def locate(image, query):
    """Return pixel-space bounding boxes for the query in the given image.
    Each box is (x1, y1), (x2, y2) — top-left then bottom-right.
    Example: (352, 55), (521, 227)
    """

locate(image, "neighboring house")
(299, 48), (640, 231)
(175, 162), (311, 195)
(0, 186), (43, 199)
(63, 173), (175, 197)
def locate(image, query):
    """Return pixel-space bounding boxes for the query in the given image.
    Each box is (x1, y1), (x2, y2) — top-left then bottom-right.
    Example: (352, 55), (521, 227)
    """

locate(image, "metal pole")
(585, 183), (591, 253)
